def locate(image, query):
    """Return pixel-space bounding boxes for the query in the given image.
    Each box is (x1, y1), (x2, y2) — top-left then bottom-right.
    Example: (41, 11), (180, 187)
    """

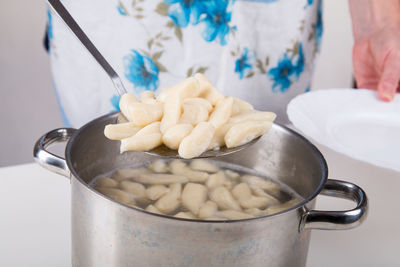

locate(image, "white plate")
(287, 89), (400, 172)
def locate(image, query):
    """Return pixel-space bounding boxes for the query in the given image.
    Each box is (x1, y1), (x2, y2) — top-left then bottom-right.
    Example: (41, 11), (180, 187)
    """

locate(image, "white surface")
(0, 163), (71, 267)
(0, 148), (399, 267)
(0, 0), (352, 167)
(288, 89), (400, 172)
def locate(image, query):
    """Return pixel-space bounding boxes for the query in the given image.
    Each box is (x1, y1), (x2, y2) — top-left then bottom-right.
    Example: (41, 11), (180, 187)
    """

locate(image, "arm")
(349, 0), (400, 101)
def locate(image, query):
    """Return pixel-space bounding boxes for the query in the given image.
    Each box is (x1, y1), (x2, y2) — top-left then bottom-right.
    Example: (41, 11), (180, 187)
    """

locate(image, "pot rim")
(66, 112), (328, 223)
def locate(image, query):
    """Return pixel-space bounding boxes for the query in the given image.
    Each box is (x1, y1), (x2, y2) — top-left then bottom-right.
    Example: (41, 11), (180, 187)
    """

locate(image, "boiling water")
(90, 159), (303, 219)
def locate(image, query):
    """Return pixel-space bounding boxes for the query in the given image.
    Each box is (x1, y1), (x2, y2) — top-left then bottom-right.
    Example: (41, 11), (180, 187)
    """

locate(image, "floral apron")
(48, 0), (322, 127)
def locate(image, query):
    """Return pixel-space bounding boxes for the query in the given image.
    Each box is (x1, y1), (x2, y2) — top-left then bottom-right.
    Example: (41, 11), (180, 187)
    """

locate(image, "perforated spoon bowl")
(146, 137), (261, 159)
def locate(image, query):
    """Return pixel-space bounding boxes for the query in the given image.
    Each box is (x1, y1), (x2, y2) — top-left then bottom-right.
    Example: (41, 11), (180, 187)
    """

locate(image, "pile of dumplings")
(93, 159), (301, 220)
(104, 73), (276, 159)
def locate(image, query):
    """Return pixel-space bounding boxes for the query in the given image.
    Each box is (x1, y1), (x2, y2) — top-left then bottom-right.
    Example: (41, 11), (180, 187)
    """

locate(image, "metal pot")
(34, 112), (367, 267)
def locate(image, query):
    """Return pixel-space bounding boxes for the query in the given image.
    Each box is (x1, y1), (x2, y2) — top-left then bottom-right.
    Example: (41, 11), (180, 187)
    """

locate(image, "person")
(46, 0), (399, 128)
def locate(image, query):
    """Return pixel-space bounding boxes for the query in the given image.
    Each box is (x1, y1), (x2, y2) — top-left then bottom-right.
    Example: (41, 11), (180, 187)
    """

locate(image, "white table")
(0, 144), (399, 267)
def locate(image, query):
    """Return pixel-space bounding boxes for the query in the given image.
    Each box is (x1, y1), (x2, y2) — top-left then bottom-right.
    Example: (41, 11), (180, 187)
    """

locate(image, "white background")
(0, 0), (353, 167)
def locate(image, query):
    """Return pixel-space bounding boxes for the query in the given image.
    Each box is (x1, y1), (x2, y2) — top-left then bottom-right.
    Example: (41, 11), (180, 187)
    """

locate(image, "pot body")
(34, 113), (367, 267)
(72, 177), (313, 267)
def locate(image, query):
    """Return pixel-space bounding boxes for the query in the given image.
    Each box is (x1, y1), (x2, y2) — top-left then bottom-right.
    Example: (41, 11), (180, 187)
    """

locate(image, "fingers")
(352, 41), (379, 89)
(377, 51), (400, 101)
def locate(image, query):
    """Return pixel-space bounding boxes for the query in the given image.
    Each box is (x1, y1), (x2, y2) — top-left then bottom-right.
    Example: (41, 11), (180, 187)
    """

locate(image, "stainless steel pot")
(34, 112), (367, 267)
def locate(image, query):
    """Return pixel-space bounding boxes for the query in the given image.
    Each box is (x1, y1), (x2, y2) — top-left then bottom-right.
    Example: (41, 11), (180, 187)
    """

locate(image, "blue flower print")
(235, 48), (253, 79)
(294, 43), (305, 77)
(315, 0), (323, 51)
(305, 87), (310, 93)
(117, 5), (127, 16)
(110, 94), (121, 112)
(304, 0), (313, 8)
(123, 50), (159, 92)
(200, 0), (233, 45)
(268, 54), (296, 93)
(165, 0), (205, 27)
(47, 9), (53, 40)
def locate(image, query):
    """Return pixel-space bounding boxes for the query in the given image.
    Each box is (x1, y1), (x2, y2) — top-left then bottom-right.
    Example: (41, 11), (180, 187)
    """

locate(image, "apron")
(48, 0), (323, 127)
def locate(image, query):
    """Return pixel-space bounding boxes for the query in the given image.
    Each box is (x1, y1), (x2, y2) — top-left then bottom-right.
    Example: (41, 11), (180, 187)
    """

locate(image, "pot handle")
(300, 179), (368, 231)
(33, 128), (77, 178)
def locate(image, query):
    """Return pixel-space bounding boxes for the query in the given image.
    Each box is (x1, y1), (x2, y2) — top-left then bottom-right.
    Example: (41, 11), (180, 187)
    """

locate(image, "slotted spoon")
(48, 0), (260, 158)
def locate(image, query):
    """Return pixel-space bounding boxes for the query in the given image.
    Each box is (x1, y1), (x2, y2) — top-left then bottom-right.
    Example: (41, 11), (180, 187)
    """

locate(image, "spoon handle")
(48, 0), (127, 96)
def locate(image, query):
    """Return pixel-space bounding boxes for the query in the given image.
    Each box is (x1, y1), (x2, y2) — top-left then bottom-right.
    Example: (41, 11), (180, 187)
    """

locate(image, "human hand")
(352, 27), (400, 101)
(350, 0), (400, 101)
